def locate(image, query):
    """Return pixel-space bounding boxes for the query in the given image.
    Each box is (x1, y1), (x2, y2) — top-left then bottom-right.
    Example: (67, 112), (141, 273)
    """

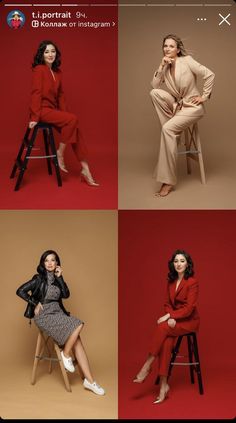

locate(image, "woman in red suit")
(133, 249), (200, 404)
(29, 40), (98, 186)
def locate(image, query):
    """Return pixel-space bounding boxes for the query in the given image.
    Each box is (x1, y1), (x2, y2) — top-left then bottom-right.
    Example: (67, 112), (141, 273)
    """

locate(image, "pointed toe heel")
(153, 385), (170, 404)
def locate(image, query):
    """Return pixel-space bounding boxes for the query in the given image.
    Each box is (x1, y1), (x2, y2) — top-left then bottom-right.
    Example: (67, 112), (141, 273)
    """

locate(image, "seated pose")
(16, 250), (105, 396)
(29, 40), (99, 186)
(150, 34), (215, 197)
(133, 249), (200, 404)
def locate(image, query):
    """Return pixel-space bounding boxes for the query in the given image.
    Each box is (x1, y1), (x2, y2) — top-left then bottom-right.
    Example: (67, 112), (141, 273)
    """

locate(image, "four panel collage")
(0, 0), (235, 420)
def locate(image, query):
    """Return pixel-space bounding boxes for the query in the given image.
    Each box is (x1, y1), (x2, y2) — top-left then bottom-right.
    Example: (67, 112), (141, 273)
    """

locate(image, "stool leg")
(187, 334), (195, 384)
(43, 129), (52, 175)
(54, 344), (72, 392)
(48, 127), (62, 187)
(31, 332), (43, 385)
(168, 335), (183, 378)
(184, 129), (192, 175)
(40, 333), (53, 374)
(194, 125), (206, 184)
(14, 127), (38, 191)
(192, 334), (204, 395)
(10, 128), (31, 179)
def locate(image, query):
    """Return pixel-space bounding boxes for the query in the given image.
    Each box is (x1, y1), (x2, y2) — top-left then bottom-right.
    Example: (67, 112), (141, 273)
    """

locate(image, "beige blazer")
(151, 55), (215, 116)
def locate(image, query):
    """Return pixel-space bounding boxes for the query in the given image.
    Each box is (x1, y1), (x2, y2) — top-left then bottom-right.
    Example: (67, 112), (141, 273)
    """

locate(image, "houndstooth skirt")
(34, 301), (84, 346)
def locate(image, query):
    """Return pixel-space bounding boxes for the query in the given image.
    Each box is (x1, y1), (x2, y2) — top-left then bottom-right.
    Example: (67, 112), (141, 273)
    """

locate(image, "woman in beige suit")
(150, 34), (215, 197)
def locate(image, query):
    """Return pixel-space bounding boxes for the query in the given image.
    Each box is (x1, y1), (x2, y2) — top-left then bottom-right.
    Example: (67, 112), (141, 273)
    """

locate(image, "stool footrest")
(178, 150), (200, 155)
(36, 355), (59, 362)
(171, 362), (199, 366)
(26, 155), (56, 159)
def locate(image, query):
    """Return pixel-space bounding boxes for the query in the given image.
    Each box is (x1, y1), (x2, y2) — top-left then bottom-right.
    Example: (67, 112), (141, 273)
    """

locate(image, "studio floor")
(0, 360), (117, 419)
(119, 152), (236, 210)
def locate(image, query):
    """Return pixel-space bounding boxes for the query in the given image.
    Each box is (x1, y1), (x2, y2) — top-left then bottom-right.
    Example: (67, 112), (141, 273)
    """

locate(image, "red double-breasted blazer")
(29, 64), (66, 122)
(164, 277), (200, 324)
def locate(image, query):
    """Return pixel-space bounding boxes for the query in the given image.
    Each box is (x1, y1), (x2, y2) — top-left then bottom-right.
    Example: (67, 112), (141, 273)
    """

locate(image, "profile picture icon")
(7, 10), (26, 29)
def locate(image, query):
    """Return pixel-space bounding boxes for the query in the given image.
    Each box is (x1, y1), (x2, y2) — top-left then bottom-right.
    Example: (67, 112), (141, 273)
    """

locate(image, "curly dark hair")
(37, 250), (61, 280)
(167, 249), (194, 282)
(32, 40), (61, 71)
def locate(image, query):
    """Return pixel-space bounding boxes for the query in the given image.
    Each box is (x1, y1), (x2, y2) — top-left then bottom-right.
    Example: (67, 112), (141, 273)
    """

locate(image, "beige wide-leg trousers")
(150, 88), (203, 186)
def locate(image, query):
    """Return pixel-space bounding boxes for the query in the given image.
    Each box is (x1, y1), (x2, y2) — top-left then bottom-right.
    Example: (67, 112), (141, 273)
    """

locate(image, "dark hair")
(162, 34), (188, 57)
(37, 250), (61, 279)
(167, 249), (194, 282)
(32, 40), (61, 71)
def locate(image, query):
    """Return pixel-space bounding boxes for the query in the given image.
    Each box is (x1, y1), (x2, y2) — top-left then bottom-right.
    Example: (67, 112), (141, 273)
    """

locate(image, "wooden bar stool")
(178, 122), (206, 184)
(31, 330), (83, 392)
(10, 122), (62, 191)
(155, 332), (204, 395)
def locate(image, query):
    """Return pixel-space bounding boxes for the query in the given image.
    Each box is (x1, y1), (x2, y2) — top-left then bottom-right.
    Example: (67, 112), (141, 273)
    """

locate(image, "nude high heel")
(80, 168), (99, 187)
(153, 384), (170, 404)
(133, 367), (152, 383)
(56, 150), (68, 173)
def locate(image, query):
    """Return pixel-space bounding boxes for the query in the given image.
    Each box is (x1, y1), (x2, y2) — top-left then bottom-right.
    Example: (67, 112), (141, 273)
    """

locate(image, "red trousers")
(149, 319), (199, 377)
(40, 108), (88, 162)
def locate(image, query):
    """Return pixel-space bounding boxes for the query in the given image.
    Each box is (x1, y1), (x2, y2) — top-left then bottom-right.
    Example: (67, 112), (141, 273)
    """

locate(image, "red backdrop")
(118, 210), (236, 419)
(0, 0), (117, 209)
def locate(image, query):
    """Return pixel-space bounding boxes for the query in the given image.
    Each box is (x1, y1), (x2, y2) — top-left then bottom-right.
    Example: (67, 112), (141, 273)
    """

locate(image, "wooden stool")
(31, 330), (83, 392)
(178, 122), (206, 184)
(155, 332), (204, 395)
(10, 122), (62, 191)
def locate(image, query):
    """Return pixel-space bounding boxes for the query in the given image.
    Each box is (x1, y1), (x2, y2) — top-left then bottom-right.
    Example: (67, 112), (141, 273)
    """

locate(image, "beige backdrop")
(118, 1), (236, 209)
(0, 210), (117, 419)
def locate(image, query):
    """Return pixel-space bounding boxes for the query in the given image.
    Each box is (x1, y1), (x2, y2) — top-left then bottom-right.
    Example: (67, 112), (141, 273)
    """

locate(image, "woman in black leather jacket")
(16, 249), (105, 396)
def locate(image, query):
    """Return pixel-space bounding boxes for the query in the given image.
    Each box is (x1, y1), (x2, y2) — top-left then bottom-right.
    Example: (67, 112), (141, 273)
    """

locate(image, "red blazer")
(164, 277), (200, 322)
(29, 64), (66, 122)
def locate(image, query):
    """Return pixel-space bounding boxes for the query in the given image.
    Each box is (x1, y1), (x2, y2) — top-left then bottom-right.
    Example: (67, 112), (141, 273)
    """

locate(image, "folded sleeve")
(55, 275), (70, 299)
(169, 279), (199, 320)
(185, 55), (215, 101)
(164, 285), (174, 315)
(16, 275), (39, 306)
(29, 66), (43, 122)
(57, 75), (67, 111)
(151, 68), (165, 89)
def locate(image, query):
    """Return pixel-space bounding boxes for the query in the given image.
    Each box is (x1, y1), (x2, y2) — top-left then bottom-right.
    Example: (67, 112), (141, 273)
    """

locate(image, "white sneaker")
(83, 378), (105, 396)
(60, 351), (75, 373)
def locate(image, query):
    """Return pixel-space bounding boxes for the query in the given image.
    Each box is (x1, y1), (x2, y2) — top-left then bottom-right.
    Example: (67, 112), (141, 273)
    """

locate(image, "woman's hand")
(54, 266), (63, 277)
(29, 121), (38, 129)
(156, 56), (174, 74)
(157, 313), (170, 324)
(167, 318), (176, 328)
(190, 96), (205, 105)
(34, 302), (43, 316)
(160, 56), (174, 68)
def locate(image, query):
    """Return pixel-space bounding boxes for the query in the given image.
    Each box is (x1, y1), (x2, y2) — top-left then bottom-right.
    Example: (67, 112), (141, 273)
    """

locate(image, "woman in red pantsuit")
(133, 249), (200, 404)
(29, 40), (99, 186)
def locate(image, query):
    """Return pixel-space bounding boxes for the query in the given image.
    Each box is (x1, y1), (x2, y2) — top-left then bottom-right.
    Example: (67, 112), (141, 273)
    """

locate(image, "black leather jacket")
(16, 273), (70, 316)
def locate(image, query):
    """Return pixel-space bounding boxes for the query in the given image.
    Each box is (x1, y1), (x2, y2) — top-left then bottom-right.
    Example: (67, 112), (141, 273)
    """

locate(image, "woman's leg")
(150, 89), (203, 195)
(134, 321), (192, 383)
(133, 353), (155, 382)
(150, 89), (175, 196)
(158, 336), (175, 378)
(63, 323), (84, 357)
(57, 142), (68, 172)
(72, 336), (94, 384)
(155, 113), (201, 190)
(153, 375), (170, 403)
(40, 109), (98, 184)
(152, 337), (174, 403)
